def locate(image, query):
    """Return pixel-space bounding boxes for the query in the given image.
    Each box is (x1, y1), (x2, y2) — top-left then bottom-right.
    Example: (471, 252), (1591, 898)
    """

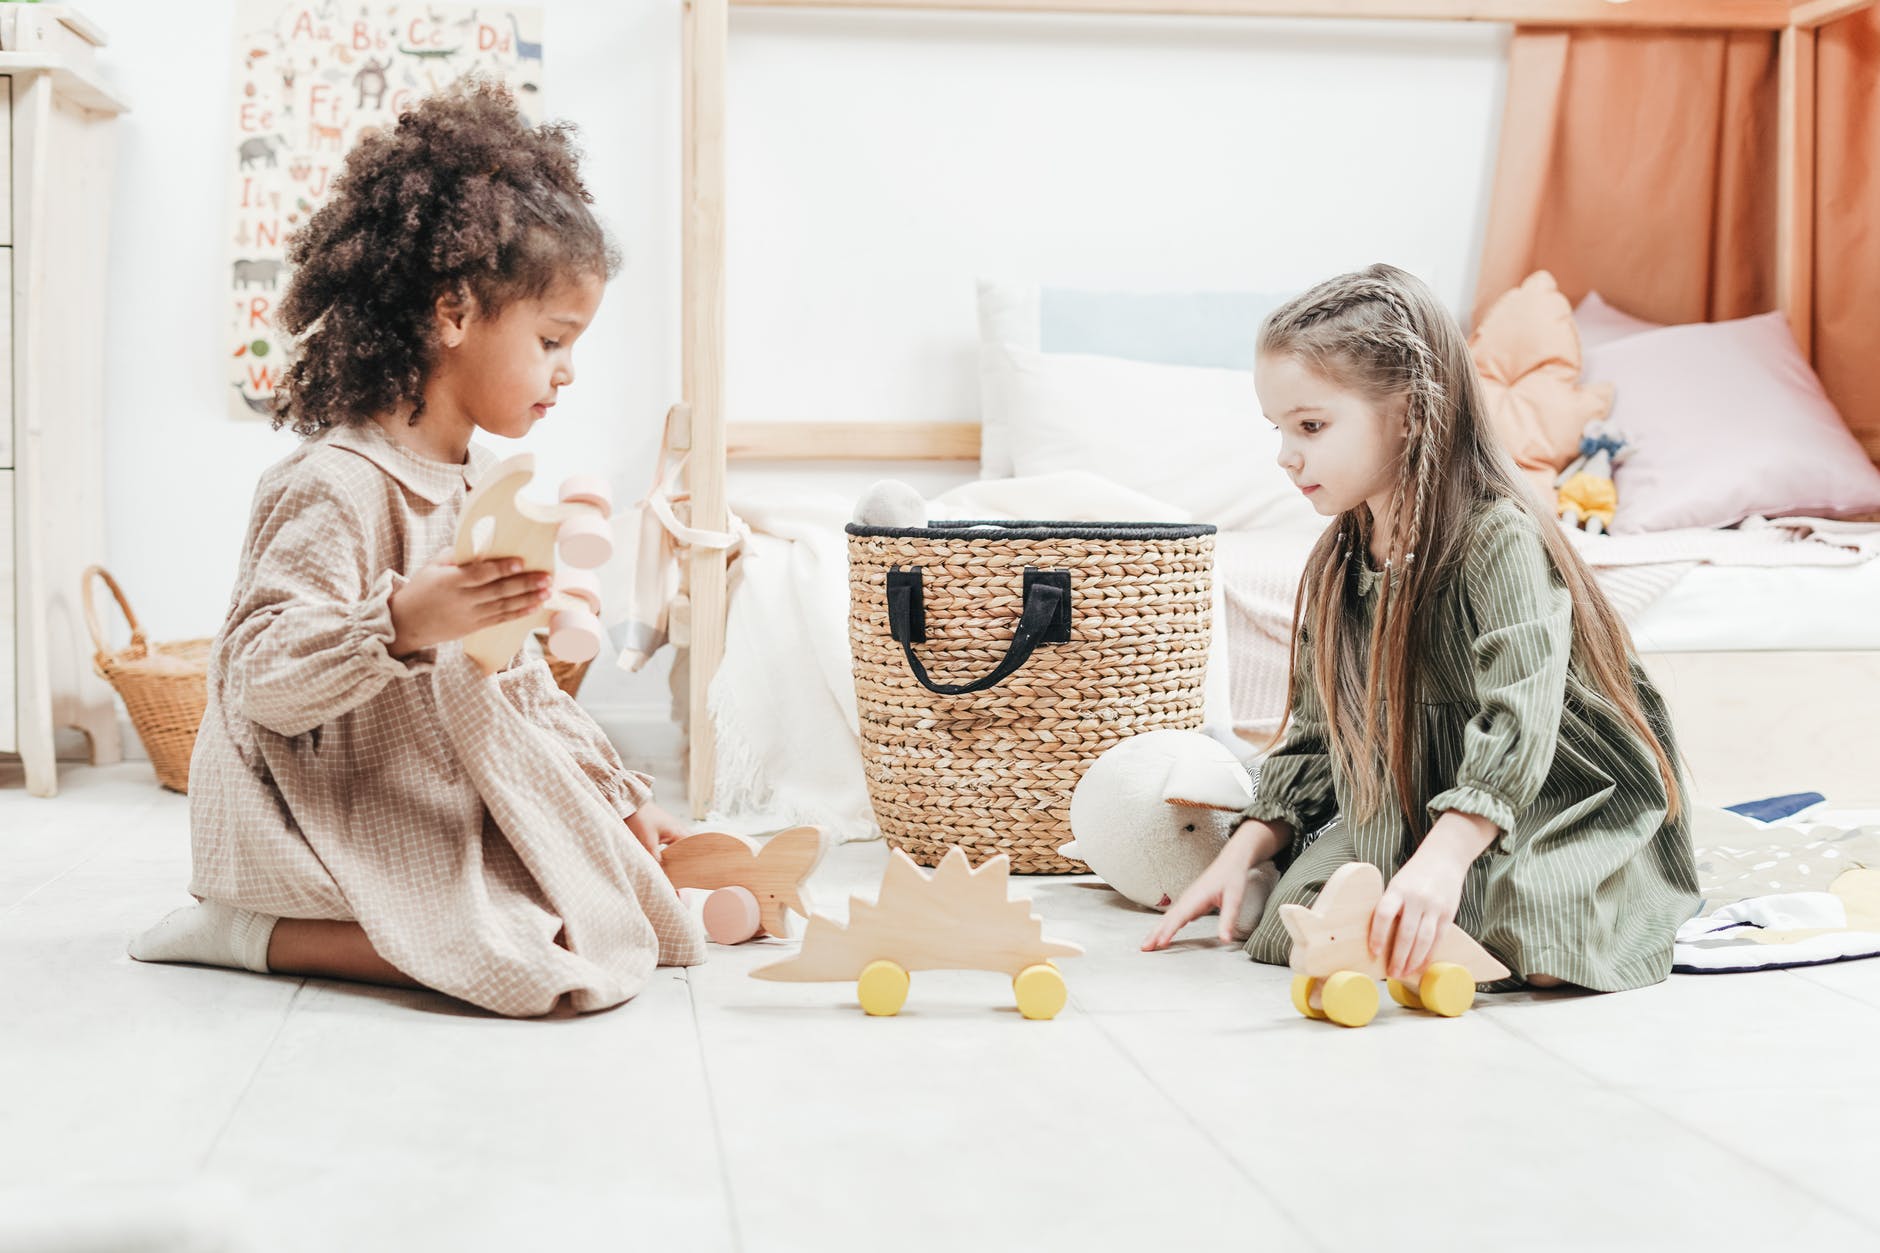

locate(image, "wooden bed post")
(1777, 18), (1817, 361)
(683, 0), (730, 819)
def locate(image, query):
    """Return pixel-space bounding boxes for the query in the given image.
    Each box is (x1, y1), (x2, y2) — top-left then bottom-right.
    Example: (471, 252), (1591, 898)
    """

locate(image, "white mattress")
(1630, 559), (1880, 653)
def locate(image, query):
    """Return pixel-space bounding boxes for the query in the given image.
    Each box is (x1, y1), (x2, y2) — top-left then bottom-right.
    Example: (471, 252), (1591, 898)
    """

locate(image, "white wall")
(77, 1), (1508, 748)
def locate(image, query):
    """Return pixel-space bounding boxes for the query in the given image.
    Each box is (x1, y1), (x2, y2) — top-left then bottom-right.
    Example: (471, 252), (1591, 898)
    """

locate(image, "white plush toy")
(852, 480), (928, 528)
(1063, 729), (1281, 936)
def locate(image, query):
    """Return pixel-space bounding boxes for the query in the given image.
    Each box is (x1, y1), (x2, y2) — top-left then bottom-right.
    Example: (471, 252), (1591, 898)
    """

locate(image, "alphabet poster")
(227, 2), (545, 420)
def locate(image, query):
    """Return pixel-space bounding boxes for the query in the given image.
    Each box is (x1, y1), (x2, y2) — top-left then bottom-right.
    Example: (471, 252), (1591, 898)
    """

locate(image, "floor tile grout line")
(0, 798), (162, 917)
(1780, 964), (1880, 1015)
(197, 979), (309, 1172)
(1073, 998), (1331, 1253)
(684, 967), (747, 1253)
(1481, 1007), (1880, 1236)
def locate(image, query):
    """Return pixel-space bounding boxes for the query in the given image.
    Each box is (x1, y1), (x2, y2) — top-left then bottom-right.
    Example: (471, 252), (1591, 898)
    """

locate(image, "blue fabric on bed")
(1724, 792), (1826, 823)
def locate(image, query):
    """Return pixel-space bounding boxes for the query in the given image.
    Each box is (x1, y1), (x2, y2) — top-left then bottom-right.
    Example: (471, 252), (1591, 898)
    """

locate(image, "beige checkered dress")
(189, 422), (705, 1017)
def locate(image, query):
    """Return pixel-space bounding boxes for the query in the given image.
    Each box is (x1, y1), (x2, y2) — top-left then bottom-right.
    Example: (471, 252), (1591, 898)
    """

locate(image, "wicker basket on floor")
(83, 566), (210, 794)
(847, 520), (1216, 874)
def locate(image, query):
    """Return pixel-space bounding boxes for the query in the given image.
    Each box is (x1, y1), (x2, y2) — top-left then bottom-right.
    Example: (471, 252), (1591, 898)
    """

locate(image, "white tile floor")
(4, 762), (1878, 1252)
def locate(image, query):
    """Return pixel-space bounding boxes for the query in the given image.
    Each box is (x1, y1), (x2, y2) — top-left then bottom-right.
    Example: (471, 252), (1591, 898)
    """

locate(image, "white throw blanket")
(705, 473), (1233, 840)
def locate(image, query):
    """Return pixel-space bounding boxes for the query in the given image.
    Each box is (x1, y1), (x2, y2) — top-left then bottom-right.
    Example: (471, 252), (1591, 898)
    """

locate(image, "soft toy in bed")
(1555, 420), (1631, 535)
(852, 480), (928, 528)
(1063, 730), (1280, 936)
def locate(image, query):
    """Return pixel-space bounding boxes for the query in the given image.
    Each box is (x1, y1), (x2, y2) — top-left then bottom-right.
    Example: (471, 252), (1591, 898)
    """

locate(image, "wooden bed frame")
(673, 0), (1880, 816)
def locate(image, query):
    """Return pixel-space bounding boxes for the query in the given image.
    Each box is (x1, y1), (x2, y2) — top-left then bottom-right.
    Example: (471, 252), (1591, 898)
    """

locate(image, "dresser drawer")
(0, 469), (15, 753)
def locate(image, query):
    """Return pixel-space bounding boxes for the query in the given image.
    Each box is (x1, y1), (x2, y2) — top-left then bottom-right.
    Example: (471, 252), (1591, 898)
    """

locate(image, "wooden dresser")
(1, 7), (128, 795)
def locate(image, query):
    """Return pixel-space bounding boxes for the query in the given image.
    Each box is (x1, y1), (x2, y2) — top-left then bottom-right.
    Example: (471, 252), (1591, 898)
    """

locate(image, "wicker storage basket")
(847, 519), (1216, 874)
(83, 567), (210, 794)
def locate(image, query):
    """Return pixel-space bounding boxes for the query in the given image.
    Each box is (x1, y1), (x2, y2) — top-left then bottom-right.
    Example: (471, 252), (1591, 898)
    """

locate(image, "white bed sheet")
(1630, 559), (1880, 653)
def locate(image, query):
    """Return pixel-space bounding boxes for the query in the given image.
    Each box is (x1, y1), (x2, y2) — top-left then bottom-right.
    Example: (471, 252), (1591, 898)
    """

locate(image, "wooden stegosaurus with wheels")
(1281, 861), (1510, 1028)
(751, 846), (1083, 1020)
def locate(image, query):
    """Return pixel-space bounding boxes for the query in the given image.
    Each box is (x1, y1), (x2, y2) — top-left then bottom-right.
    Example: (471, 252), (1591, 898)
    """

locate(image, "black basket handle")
(886, 566), (1072, 696)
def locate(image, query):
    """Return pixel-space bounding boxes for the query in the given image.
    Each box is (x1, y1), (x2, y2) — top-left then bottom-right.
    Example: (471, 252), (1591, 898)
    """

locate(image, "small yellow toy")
(750, 846), (1083, 1019)
(1280, 862), (1510, 1028)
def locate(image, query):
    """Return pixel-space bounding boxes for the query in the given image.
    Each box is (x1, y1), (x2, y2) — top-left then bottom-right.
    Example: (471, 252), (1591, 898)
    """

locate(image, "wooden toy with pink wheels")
(751, 846), (1083, 1020)
(455, 454), (614, 676)
(1281, 862), (1510, 1028)
(664, 826), (829, 945)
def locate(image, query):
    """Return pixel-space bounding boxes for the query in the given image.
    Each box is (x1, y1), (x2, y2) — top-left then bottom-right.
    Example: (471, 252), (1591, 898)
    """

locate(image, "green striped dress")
(1242, 500), (1700, 992)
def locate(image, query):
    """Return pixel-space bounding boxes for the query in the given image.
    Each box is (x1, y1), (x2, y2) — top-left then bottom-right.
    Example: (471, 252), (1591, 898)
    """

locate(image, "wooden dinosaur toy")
(663, 826), (829, 945)
(1280, 861), (1511, 1028)
(454, 454), (614, 676)
(751, 846), (1083, 1019)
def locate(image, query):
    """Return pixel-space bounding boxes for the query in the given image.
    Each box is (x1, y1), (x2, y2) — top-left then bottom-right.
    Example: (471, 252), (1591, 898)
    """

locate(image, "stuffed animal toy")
(1063, 730), (1280, 936)
(1555, 420), (1630, 535)
(852, 480), (928, 528)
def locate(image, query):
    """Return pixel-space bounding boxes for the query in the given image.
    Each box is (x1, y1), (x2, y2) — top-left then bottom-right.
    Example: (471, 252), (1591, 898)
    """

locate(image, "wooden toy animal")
(1280, 862), (1511, 1028)
(663, 826), (829, 945)
(752, 846), (1083, 1020)
(454, 454), (614, 676)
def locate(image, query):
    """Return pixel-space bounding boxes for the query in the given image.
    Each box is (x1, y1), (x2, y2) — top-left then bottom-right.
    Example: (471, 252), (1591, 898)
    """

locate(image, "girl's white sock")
(128, 900), (277, 974)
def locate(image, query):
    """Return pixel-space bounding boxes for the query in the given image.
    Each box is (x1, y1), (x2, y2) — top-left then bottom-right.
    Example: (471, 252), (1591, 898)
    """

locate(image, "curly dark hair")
(270, 80), (621, 436)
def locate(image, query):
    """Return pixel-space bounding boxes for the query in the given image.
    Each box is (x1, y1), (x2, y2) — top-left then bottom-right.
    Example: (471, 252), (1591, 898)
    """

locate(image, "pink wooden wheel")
(701, 886), (763, 945)
(557, 567), (602, 613)
(558, 475), (613, 518)
(556, 514), (612, 568)
(546, 607), (601, 664)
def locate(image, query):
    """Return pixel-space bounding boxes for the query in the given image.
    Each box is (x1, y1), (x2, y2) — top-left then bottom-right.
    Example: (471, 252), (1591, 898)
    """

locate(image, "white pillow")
(990, 346), (1325, 531)
(977, 278), (1294, 480)
(975, 280), (1042, 479)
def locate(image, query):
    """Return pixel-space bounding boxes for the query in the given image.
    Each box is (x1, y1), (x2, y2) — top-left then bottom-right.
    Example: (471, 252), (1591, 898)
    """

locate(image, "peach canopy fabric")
(1473, 12), (1880, 475)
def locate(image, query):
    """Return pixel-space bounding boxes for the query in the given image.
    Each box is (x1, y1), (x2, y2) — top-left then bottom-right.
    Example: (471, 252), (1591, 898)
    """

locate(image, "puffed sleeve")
(498, 657), (656, 821)
(1241, 620), (1338, 839)
(223, 472), (432, 738)
(1425, 506), (1572, 839)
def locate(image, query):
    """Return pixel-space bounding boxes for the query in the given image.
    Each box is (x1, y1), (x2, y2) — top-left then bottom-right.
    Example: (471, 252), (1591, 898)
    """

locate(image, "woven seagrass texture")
(84, 567), (211, 794)
(847, 526), (1214, 874)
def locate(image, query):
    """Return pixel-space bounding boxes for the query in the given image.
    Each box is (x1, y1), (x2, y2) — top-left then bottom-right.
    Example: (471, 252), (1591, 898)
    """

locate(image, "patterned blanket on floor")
(1675, 806), (1880, 973)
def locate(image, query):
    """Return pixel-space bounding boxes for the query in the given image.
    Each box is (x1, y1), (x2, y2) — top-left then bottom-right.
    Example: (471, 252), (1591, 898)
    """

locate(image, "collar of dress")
(325, 421), (497, 505)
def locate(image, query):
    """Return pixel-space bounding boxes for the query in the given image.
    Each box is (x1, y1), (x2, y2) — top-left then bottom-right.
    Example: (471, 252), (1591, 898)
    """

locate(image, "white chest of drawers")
(1, 8), (128, 795)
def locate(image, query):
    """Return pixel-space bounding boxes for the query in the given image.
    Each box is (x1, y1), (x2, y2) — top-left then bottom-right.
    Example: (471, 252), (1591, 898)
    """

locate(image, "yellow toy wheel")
(1417, 962), (1475, 1018)
(857, 960), (910, 1016)
(1013, 963), (1068, 1021)
(1387, 978), (1422, 1009)
(1320, 971), (1379, 1028)
(1290, 975), (1328, 1020)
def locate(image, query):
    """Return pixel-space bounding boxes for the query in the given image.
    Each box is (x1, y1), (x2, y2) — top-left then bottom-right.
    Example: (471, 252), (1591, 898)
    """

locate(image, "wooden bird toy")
(1280, 861), (1511, 1028)
(663, 826), (829, 945)
(751, 846), (1083, 1019)
(455, 454), (614, 676)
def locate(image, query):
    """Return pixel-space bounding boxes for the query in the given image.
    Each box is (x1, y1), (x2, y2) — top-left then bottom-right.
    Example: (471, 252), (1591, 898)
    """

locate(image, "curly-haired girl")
(1145, 264), (1699, 996)
(130, 83), (705, 1016)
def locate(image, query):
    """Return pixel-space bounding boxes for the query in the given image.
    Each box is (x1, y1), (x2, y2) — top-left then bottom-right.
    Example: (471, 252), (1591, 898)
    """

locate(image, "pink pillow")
(1583, 311), (1880, 533)
(1573, 291), (1665, 349)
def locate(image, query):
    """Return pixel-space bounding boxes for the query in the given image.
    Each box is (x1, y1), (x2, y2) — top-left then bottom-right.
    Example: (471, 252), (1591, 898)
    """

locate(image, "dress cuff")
(603, 770), (657, 821)
(1426, 783), (1515, 847)
(349, 570), (436, 675)
(1241, 795), (1304, 834)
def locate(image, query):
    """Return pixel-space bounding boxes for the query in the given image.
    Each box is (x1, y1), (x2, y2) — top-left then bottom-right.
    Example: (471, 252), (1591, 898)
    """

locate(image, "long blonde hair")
(1258, 263), (1682, 834)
